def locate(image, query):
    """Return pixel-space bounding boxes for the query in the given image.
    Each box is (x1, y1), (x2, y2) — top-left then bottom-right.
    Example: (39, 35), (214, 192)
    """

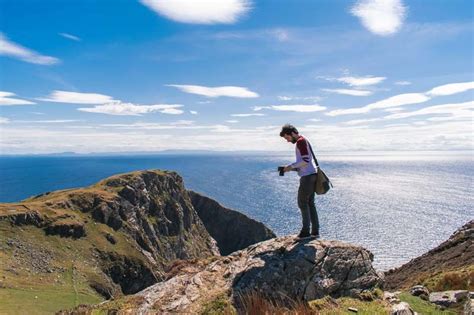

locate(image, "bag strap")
(308, 141), (333, 188)
(307, 141), (319, 168)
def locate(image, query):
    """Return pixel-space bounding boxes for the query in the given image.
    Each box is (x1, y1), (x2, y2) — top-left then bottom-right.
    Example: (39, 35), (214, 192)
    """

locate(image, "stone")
(410, 285), (429, 300)
(124, 236), (383, 314)
(429, 290), (469, 308)
(390, 302), (415, 315)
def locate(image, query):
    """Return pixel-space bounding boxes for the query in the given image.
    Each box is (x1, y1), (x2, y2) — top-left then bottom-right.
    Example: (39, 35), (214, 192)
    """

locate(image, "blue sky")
(0, 0), (473, 154)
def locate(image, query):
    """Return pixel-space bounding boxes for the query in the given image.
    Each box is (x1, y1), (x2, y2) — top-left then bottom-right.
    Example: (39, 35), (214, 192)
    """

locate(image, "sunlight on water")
(0, 152), (472, 271)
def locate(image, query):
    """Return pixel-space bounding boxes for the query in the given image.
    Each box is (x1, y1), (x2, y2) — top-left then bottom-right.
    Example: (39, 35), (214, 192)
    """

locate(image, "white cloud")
(167, 84), (259, 98)
(384, 101), (474, 120)
(426, 81), (474, 96)
(351, 0), (407, 36)
(231, 113), (265, 117)
(327, 81), (474, 116)
(78, 102), (184, 116)
(226, 120), (239, 123)
(278, 95), (322, 102)
(308, 118), (321, 122)
(59, 33), (81, 41)
(322, 88), (373, 96)
(343, 118), (382, 125)
(327, 93), (429, 116)
(190, 110), (198, 115)
(254, 104), (326, 112)
(336, 76), (386, 86)
(395, 81), (411, 85)
(38, 90), (115, 104)
(139, 0), (251, 24)
(384, 107), (404, 112)
(0, 91), (36, 106)
(0, 117), (9, 124)
(271, 105), (326, 112)
(0, 33), (60, 65)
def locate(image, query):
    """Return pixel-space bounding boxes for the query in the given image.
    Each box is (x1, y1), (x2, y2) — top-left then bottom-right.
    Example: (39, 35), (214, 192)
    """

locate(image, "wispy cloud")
(139, 0), (251, 24)
(327, 93), (429, 116)
(254, 104), (327, 112)
(336, 75), (386, 87)
(231, 113), (265, 117)
(384, 101), (474, 120)
(426, 82), (474, 96)
(322, 88), (373, 96)
(351, 0), (407, 36)
(190, 110), (198, 115)
(0, 117), (9, 124)
(78, 102), (184, 116)
(38, 90), (115, 104)
(59, 33), (81, 41)
(225, 120), (239, 123)
(327, 81), (474, 116)
(0, 33), (60, 65)
(167, 84), (259, 98)
(0, 91), (36, 106)
(278, 95), (322, 102)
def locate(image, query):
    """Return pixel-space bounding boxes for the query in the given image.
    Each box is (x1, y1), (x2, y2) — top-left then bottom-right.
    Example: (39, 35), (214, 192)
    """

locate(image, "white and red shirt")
(290, 135), (317, 177)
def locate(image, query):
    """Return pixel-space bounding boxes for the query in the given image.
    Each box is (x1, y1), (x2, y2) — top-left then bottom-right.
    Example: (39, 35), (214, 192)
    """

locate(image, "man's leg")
(297, 176), (311, 234)
(308, 184), (319, 235)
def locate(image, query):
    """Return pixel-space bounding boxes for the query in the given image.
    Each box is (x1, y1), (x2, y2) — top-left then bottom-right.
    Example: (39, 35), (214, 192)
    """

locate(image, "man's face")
(283, 133), (298, 144)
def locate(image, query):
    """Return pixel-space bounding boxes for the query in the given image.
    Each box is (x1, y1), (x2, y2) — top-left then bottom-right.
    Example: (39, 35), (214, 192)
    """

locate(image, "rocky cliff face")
(89, 236), (383, 314)
(189, 191), (276, 255)
(0, 170), (275, 302)
(384, 220), (474, 290)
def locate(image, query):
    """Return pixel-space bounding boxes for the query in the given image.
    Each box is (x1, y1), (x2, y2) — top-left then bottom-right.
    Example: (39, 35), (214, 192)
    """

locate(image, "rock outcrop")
(0, 170), (275, 300)
(384, 220), (474, 290)
(189, 190), (276, 255)
(92, 236), (383, 314)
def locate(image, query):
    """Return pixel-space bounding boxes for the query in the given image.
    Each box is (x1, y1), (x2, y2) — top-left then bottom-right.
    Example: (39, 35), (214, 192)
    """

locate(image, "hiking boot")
(311, 231), (320, 238)
(297, 230), (311, 238)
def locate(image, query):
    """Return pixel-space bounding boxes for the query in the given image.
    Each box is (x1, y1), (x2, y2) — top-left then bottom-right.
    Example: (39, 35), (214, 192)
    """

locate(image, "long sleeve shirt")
(290, 135), (317, 177)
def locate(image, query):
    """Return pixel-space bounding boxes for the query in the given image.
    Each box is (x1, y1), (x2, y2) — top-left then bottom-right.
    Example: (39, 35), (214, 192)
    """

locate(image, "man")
(280, 124), (320, 239)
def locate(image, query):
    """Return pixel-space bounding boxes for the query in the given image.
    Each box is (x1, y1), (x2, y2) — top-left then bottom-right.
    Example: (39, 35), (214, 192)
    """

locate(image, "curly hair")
(279, 124), (299, 137)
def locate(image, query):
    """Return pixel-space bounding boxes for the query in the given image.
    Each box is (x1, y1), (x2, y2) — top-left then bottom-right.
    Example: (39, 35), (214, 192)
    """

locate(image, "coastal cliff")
(0, 170), (275, 313)
(189, 190), (276, 255)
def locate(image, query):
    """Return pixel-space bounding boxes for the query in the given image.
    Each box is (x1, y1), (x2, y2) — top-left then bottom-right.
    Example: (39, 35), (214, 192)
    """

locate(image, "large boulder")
(124, 236), (384, 314)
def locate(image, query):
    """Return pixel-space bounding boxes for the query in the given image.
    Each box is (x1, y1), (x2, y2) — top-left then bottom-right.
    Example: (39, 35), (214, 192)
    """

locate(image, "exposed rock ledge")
(111, 236), (384, 314)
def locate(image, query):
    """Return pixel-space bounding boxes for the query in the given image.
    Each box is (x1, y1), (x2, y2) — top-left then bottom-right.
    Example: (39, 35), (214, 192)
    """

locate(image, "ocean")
(0, 152), (472, 271)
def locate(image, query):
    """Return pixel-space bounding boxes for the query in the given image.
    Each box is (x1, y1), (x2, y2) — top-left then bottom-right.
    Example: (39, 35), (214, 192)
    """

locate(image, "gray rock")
(384, 291), (401, 305)
(410, 285), (429, 300)
(189, 191), (276, 255)
(390, 302), (415, 315)
(429, 290), (469, 308)
(130, 236), (383, 314)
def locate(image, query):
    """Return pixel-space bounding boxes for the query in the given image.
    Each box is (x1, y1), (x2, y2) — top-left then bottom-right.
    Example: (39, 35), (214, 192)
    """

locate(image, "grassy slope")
(0, 187), (149, 314)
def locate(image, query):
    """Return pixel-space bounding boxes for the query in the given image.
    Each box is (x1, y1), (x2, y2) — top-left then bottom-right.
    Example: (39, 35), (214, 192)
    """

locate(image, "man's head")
(280, 124), (299, 144)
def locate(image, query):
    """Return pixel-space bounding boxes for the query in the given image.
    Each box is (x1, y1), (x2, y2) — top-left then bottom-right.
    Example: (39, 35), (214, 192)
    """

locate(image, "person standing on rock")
(279, 124), (320, 239)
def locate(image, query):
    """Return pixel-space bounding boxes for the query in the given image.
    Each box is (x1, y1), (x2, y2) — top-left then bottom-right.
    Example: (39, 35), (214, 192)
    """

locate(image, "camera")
(278, 166), (285, 176)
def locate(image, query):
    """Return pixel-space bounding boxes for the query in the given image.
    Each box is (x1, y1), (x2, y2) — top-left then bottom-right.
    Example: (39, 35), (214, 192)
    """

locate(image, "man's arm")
(284, 138), (310, 172)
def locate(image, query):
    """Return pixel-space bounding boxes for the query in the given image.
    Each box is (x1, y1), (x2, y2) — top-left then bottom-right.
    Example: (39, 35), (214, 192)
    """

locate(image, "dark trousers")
(297, 173), (319, 233)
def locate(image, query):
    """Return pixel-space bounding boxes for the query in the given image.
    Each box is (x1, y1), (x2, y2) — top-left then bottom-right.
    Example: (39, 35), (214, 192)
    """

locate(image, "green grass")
(309, 296), (389, 314)
(398, 292), (458, 315)
(200, 293), (236, 315)
(0, 287), (103, 315)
